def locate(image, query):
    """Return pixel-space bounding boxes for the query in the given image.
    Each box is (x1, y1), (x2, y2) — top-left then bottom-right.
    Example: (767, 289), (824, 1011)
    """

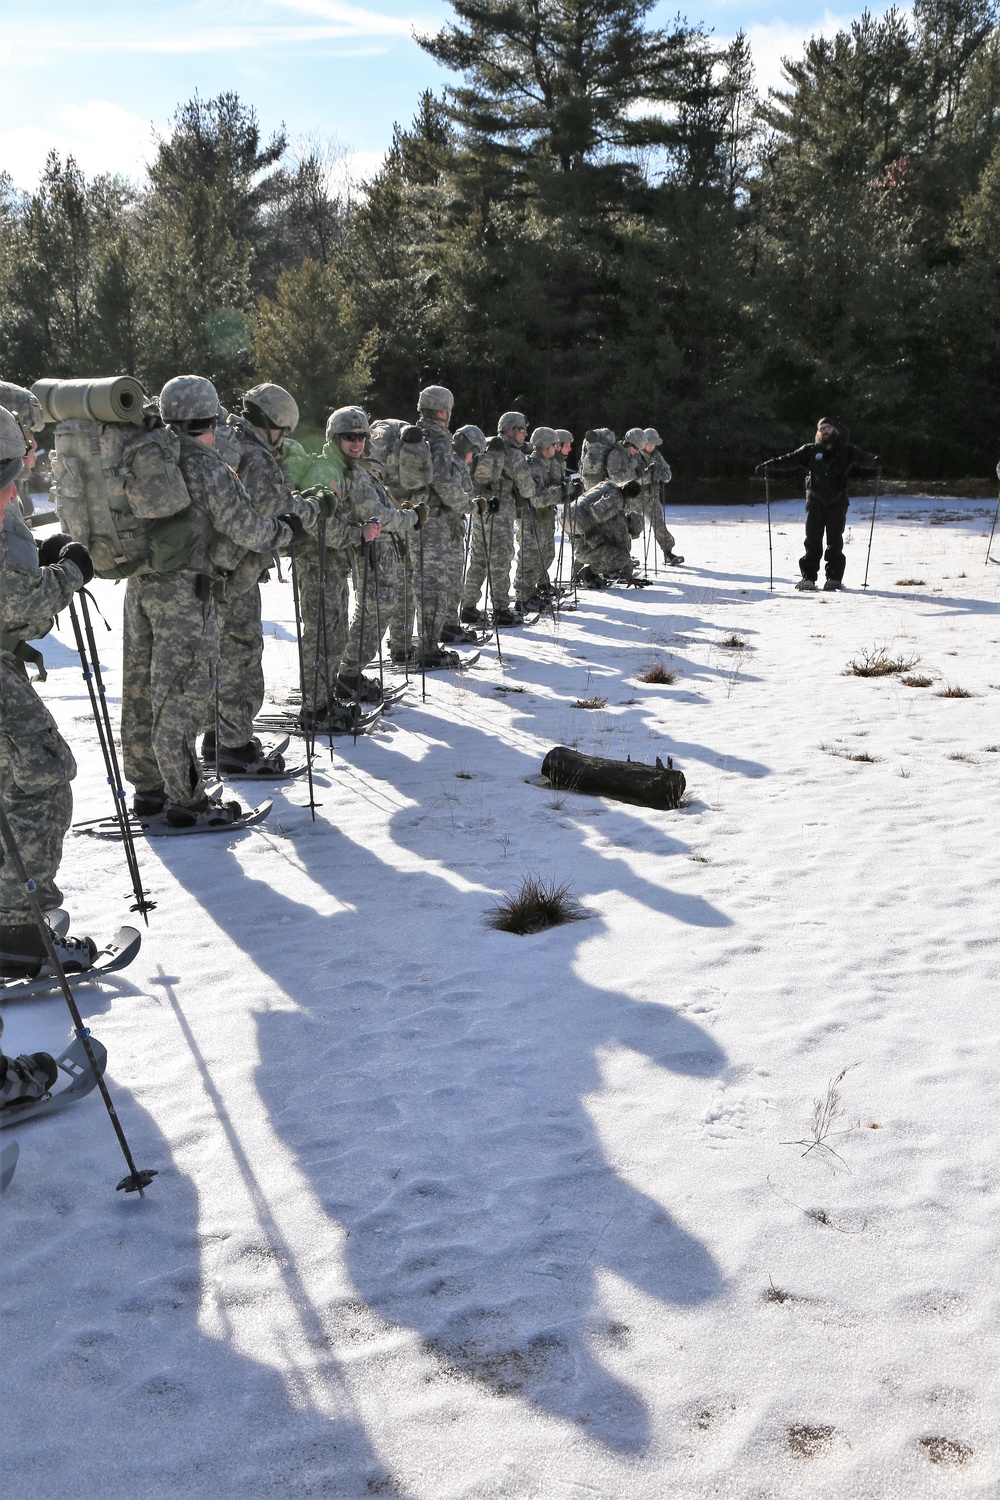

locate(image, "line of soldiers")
(0, 372), (681, 992)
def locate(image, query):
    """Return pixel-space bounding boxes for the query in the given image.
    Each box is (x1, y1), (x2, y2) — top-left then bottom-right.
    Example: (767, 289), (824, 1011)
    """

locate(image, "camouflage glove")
(476, 495), (488, 515)
(37, 531), (73, 565)
(58, 542), (94, 585)
(295, 495), (321, 530)
(413, 502), (430, 528)
(278, 513), (307, 544)
(301, 483), (340, 518)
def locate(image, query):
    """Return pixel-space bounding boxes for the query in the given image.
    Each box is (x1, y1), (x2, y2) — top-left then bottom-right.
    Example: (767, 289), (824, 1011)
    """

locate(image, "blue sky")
(1, 1), (891, 191)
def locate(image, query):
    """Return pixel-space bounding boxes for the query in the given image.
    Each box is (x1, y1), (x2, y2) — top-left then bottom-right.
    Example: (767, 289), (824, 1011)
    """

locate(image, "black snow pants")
(800, 495), (849, 582)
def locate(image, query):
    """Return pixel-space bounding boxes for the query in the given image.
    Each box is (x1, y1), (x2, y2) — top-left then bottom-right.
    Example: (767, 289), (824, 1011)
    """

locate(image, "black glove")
(401, 425), (425, 444)
(278, 513), (306, 543)
(59, 542), (94, 585)
(487, 435), (505, 452)
(38, 531), (73, 565)
(487, 496), (501, 514)
(622, 479), (642, 499)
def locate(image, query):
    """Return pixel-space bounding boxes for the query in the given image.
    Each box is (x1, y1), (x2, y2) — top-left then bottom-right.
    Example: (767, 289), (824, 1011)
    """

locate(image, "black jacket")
(769, 439), (878, 506)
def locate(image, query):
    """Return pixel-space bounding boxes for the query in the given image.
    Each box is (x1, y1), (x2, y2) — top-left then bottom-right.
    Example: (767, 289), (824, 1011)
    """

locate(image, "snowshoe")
(208, 737), (288, 777)
(0, 1036), (108, 1130)
(494, 608), (524, 628)
(334, 672), (385, 706)
(0, 923), (98, 981)
(440, 623), (483, 645)
(0, 1050), (58, 1107)
(164, 796), (245, 829)
(796, 577), (818, 592)
(0, 927), (141, 1000)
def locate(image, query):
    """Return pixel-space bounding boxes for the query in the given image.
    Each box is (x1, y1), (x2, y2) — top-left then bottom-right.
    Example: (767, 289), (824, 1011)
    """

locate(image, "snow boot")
(0, 922), (98, 980)
(575, 565), (607, 590)
(420, 649), (461, 671)
(163, 796), (243, 830)
(334, 672), (383, 705)
(212, 738), (285, 775)
(440, 623), (480, 644)
(823, 578), (843, 592)
(132, 788), (166, 818)
(663, 551), (685, 566)
(795, 576), (818, 592)
(459, 605), (482, 625)
(494, 608), (523, 628)
(0, 1050), (59, 1106)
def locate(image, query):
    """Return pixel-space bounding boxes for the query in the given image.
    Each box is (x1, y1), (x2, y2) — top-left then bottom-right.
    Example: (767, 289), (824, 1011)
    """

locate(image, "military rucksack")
(580, 429), (620, 490)
(35, 377), (192, 579)
(367, 419), (432, 500)
(472, 435), (506, 493)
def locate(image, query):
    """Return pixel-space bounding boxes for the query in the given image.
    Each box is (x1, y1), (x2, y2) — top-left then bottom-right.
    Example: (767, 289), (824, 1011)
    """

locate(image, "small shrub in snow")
(572, 694), (608, 709)
(484, 875), (588, 935)
(902, 674), (933, 687)
(783, 1066), (855, 1164)
(718, 633), (748, 650)
(936, 685), (973, 698)
(895, 578), (926, 586)
(639, 662), (678, 684)
(849, 646), (919, 677)
(920, 1436), (972, 1466)
(787, 1425), (837, 1458)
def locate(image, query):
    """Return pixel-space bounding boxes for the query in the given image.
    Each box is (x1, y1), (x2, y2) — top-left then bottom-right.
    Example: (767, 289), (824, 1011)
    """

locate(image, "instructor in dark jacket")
(760, 419), (878, 591)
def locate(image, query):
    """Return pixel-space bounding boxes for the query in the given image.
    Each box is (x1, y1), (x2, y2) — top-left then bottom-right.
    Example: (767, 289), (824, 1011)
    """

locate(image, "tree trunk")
(541, 746), (686, 810)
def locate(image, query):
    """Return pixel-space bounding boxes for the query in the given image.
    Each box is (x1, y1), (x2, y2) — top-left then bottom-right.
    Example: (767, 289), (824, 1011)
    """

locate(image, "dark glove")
(37, 531), (73, 565)
(278, 513), (306, 543)
(487, 436), (505, 452)
(487, 496), (501, 514)
(59, 542), (94, 585)
(401, 425), (425, 444)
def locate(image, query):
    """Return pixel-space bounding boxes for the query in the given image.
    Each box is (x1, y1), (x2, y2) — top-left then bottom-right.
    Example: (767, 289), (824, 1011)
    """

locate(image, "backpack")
(472, 435), (506, 493)
(368, 419), (432, 499)
(580, 429), (618, 490)
(48, 417), (192, 579)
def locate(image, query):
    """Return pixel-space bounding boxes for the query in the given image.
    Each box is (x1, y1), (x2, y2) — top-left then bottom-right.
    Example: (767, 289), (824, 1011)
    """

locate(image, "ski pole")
(986, 489), (1000, 566)
(352, 528), (374, 744)
(479, 506), (503, 667)
(68, 595), (153, 921)
(0, 800), (157, 1194)
(287, 541), (318, 819)
(863, 467), (881, 589)
(763, 468), (774, 592)
(313, 517), (336, 755)
(417, 523), (427, 703)
(527, 507), (557, 624)
(401, 535), (410, 684)
(371, 541), (385, 696)
(555, 492), (568, 590)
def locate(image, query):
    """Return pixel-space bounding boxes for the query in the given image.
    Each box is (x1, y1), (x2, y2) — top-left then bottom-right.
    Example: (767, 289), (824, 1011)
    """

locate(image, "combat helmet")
(418, 384), (454, 414)
(554, 429), (573, 446)
(0, 381), (44, 443)
(0, 406), (26, 488)
(326, 406), (370, 440)
(453, 423), (487, 458)
(623, 427), (647, 450)
(498, 410), (528, 434)
(160, 375), (220, 427)
(242, 383), (299, 434)
(530, 425), (558, 449)
(644, 428), (662, 447)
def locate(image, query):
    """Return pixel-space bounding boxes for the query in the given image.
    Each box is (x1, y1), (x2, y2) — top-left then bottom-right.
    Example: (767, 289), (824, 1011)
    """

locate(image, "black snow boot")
(0, 922), (98, 980)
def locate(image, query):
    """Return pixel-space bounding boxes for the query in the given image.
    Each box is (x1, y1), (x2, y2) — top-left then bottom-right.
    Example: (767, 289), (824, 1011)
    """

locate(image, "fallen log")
(540, 745), (685, 810)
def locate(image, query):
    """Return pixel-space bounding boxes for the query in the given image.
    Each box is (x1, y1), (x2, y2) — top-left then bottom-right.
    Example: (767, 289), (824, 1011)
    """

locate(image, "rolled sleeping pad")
(32, 376), (146, 425)
(541, 745), (686, 810)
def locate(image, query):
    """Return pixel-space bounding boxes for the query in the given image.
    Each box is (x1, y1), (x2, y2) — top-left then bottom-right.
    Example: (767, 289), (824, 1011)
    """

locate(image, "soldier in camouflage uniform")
(461, 411), (536, 627)
(326, 408), (423, 703)
(571, 477), (644, 587)
(638, 427), (683, 566)
(515, 426), (563, 612)
(388, 386), (475, 668)
(0, 381), (45, 521)
(441, 424), (486, 643)
(0, 406), (98, 978)
(122, 376), (304, 828)
(203, 384), (320, 771)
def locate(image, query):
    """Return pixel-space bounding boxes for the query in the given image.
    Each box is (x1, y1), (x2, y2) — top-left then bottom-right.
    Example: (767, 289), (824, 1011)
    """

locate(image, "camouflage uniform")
(281, 440), (355, 716)
(462, 415), (536, 617)
(516, 430), (562, 608)
(637, 430), (676, 560)
(389, 407), (472, 661)
(0, 500), (85, 922)
(334, 450), (417, 682)
(210, 412), (318, 746)
(570, 480), (638, 582)
(122, 418), (294, 811)
(442, 425), (483, 641)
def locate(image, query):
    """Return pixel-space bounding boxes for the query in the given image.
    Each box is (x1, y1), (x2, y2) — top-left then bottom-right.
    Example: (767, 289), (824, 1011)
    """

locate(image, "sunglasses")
(340, 432), (368, 442)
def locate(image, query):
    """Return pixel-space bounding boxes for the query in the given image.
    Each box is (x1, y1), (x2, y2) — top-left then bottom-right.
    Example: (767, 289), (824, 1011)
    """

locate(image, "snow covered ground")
(3, 496), (999, 1498)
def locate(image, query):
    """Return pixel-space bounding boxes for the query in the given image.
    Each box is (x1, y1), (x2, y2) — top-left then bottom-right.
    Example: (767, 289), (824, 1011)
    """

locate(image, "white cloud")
(738, 7), (911, 96)
(0, 101), (157, 190)
(271, 0), (428, 35)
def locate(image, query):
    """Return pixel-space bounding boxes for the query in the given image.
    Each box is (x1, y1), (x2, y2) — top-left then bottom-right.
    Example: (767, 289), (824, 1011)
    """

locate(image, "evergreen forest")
(2, 0), (999, 484)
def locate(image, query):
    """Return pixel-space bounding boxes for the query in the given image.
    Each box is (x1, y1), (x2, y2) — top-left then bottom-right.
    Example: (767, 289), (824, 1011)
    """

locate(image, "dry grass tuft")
(849, 646), (919, 677)
(572, 694), (609, 709)
(719, 634), (748, 650)
(948, 752), (977, 763)
(896, 578), (926, 586)
(985, 745), (1000, 753)
(493, 683), (526, 695)
(787, 1425), (836, 1459)
(484, 874), (589, 936)
(920, 1436), (972, 1467)
(822, 744), (880, 763)
(936, 685), (973, 698)
(639, 661), (678, 685)
(902, 674), (933, 687)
